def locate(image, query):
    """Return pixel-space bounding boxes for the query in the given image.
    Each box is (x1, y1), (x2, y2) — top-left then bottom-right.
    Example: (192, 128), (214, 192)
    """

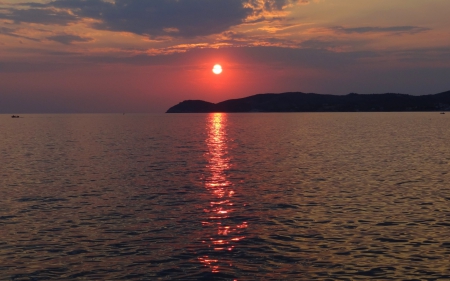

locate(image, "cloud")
(333, 26), (431, 35)
(0, 60), (75, 73)
(67, 45), (378, 70)
(46, 34), (93, 45)
(244, 0), (302, 12)
(48, 0), (254, 38)
(244, 0), (305, 23)
(0, 7), (77, 25)
(0, 0), (302, 38)
(0, 26), (40, 41)
(300, 39), (338, 49)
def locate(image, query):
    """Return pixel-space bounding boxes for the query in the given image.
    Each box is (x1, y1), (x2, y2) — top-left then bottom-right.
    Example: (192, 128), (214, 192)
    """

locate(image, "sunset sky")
(1, 0), (449, 113)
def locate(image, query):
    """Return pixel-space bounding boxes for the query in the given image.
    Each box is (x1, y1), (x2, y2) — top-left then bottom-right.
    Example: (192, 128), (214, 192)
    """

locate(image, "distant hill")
(166, 91), (450, 113)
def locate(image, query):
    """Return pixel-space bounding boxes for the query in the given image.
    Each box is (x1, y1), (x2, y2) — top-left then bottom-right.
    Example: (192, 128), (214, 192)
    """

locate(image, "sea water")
(1, 113), (450, 280)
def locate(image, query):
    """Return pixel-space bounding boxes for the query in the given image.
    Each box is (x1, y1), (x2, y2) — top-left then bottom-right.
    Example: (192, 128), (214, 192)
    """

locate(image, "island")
(166, 91), (450, 113)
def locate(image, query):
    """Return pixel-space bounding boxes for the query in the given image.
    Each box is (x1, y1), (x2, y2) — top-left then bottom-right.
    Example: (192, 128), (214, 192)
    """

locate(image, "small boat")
(11, 115), (20, 118)
(440, 112), (445, 115)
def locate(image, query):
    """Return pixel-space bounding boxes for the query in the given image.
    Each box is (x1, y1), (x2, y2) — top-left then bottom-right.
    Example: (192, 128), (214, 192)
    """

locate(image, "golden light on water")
(205, 113), (230, 191)
(199, 113), (247, 274)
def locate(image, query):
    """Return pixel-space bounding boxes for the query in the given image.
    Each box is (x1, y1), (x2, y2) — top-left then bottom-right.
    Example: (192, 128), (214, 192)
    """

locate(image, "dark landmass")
(166, 90), (450, 113)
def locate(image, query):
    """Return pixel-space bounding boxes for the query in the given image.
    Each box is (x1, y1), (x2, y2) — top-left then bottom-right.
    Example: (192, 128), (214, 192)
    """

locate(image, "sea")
(1, 112), (450, 280)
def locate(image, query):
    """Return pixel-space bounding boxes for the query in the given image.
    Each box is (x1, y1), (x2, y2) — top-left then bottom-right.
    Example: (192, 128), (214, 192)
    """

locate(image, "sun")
(212, 64), (222, 75)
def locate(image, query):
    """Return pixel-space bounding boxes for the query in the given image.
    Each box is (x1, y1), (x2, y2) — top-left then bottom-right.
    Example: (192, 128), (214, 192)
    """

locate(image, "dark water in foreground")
(1, 113), (450, 280)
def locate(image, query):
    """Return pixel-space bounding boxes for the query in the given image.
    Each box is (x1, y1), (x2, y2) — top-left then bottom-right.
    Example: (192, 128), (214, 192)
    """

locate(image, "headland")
(166, 91), (450, 113)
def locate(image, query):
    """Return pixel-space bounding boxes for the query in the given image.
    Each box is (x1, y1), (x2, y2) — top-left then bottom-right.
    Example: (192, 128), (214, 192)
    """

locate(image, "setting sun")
(212, 64), (223, 75)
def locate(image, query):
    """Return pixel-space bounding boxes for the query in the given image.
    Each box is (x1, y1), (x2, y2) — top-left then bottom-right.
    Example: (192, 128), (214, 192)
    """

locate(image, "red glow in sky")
(0, 0), (449, 113)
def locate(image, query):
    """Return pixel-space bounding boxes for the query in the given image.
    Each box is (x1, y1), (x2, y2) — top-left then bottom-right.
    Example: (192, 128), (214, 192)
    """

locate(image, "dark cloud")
(393, 47), (450, 63)
(300, 39), (339, 49)
(68, 46), (378, 70)
(0, 7), (77, 25)
(0, 26), (40, 41)
(333, 25), (431, 35)
(46, 34), (93, 45)
(236, 46), (379, 69)
(49, 0), (253, 37)
(1, 0), (302, 38)
(0, 61), (73, 73)
(245, 0), (302, 12)
(299, 38), (370, 51)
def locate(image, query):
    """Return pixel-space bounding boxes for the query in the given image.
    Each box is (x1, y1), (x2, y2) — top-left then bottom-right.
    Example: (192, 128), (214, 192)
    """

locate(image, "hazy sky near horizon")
(1, 0), (450, 113)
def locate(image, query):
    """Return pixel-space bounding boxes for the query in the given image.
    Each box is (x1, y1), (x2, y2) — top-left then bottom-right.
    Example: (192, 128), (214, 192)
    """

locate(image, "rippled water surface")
(1, 113), (450, 280)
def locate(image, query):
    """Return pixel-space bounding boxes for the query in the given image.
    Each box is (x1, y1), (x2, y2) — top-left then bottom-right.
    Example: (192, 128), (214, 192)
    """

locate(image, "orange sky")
(1, 0), (449, 113)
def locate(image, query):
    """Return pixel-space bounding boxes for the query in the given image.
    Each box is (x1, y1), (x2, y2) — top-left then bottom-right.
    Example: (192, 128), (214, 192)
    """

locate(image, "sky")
(1, 0), (450, 113)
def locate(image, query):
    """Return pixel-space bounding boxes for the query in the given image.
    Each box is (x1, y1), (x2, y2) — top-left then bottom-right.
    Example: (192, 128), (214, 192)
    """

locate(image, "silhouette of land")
(166, 91), (450, 113)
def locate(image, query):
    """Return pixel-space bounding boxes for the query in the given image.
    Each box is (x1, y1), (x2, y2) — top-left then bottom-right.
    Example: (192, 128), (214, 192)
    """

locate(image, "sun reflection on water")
(198, 113), (247, 275)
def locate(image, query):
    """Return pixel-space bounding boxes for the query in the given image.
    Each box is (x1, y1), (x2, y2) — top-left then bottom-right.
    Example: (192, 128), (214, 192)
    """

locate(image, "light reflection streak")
(198, 113), (247, 275)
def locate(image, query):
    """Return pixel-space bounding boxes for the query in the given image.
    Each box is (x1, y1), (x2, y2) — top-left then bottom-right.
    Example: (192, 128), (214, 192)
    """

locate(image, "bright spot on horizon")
(212, 64), (223, 75)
